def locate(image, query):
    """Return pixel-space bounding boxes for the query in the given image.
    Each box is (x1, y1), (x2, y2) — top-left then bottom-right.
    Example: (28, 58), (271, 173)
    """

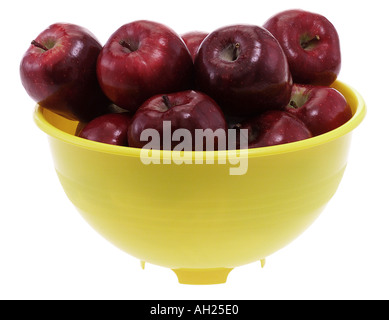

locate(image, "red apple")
(286, 84), (352, 136)
(97, 20), (194, 114)
(20, 23), (111, 122)
(263, 9), (341, 86)
(181, 31), (208, 61)
(234, 110), (312, 149)
(194, 24), (292, 117)
(128, 90), (227, 151)
(78, 112), (132, 146)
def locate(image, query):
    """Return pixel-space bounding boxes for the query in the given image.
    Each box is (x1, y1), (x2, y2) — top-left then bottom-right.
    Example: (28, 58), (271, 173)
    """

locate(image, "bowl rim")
(33, 80), (366, 159)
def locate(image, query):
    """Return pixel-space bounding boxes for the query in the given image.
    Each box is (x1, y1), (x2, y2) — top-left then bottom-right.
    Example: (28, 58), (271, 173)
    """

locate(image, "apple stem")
(300, 35), (321, 49)
(119, 40), (137, 52)
(31, 40), (49, 51)
(232, 43), (240, 61)
(289, 100), (299, 109)
(162, 95), (173, 109)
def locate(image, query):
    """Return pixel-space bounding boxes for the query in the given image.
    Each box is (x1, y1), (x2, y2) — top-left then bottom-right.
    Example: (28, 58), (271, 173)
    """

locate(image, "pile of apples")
(20, 9), (352, 150)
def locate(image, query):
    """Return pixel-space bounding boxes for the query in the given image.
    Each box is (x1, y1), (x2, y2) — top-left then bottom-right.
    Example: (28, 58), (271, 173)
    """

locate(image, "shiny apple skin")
(97, 20), (194, 114)
(20, 23), (111, 122)
(263, 9), (341, 86)
(286, 84), (352, 136)
(236, 110), (312, 149)
(181, 31), (208, 61)
(128, 90), (228, 151)
(194, 24), (292, 117)
(79, 112), (132, 146)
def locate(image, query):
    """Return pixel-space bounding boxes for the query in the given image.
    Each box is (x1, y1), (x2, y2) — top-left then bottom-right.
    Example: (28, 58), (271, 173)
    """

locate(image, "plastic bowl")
(33, 81), (366, 285)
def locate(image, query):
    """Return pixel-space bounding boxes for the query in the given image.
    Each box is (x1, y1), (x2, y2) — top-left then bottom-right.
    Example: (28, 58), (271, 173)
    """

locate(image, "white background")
(1, 0), (388, 300)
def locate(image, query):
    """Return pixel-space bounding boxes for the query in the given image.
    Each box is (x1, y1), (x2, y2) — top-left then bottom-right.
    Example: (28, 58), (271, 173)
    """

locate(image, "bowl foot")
(172, 268), (234, 285)
(140, 260), (146, 270)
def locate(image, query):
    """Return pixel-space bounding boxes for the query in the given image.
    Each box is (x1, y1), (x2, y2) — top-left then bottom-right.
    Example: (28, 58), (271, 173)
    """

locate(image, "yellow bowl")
(33, 81), (366, 285)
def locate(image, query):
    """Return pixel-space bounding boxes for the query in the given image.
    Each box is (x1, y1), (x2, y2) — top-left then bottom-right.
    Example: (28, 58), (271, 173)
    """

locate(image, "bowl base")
(171, 259), (266, 285)
(172, 268), (234, 285)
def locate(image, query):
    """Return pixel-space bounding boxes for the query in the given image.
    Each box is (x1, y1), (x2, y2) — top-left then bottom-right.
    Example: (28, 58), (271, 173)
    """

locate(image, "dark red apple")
(234, 110), (312, 149)
(194, 24), (292, 117)
(286, 84), (352, 136)
(128, 90), (228, 151)
(97, 20), (194, 114)
(181, 31), (208, 61)
(263, 9), (341, 86)
(20, 23), (111, 122)
(78, 112), (132, 146)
